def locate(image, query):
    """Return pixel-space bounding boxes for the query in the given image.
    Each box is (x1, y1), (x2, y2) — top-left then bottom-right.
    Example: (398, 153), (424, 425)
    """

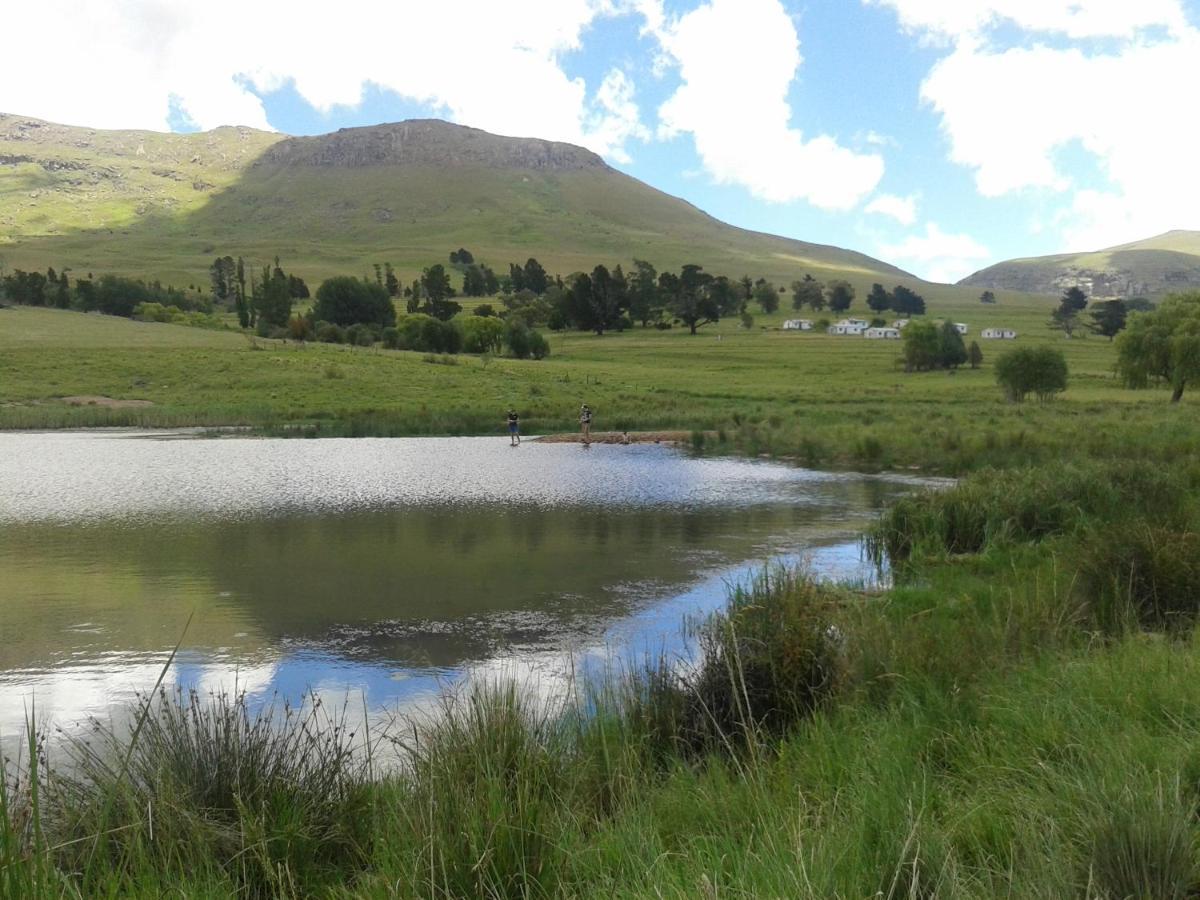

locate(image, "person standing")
(507, 408), (520, 446)
(579, 404), (593, 445)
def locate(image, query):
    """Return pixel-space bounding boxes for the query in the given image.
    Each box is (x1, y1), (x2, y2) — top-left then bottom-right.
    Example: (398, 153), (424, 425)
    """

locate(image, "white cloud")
(650, 0), (884, 209)
(879, 222), (991, 283)
(865, 193), (918, 225)
(0, 0), (648, 162)
(871, 0), (1200, 250)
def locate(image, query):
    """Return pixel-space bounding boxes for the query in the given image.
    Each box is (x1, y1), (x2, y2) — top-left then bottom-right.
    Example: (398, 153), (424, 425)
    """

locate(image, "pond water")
(0, 432), (931, 752)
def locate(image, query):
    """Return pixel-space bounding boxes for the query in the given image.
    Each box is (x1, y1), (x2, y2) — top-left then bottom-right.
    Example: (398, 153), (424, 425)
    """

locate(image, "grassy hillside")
(1, 114), (913, 292)
(960, 229), (1200, 298)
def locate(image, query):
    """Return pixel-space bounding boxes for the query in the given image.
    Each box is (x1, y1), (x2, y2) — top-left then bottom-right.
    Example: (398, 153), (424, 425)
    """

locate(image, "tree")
(891, 285), (926, 316)
(312, 276), (397, 327)
(1049, 286), (1088, 337)
(826, 280), (855, 313)
(209, 256), (235, 304)
(523, 258), (549, 295)
(709, 276), (742, 317)
(663, 264), (718, 334)
(384, 262), (400, 298)
(629, 259), (660, 326)
(54, 272), (71, 309)
(753, 280), (779, 314)
(1115, 292), (1200, 403)
(449, 248), (474, 266)
(995, 347), (1068, 402)
(980, 290), (996, 304)
(255, 265), (293, 329)
(968, 341), (983, 370)
(938, 320), (968, 369)
(1088, 299), (1127, 341)
(901, 320), (941, 372)
(866, 283), (891, 315)
(420, 264), (461, 320)
(790, 275), (824, 311)
(461, 264), (488, 297)
(739, 275), (753, 313)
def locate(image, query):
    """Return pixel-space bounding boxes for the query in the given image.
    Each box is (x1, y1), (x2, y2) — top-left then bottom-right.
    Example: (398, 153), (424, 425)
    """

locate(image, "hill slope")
(959, 230), (1200, 298)
(0, 114), (912, 289)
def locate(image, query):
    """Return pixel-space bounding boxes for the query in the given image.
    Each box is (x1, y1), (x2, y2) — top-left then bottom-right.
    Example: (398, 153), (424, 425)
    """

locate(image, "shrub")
(312, 276), (396, 327)
(345, 323), (375, 347)
(622, 569), (843, 760)
(381, 326), (400, 349)
(461, 315), (506, 354)
(867, 461), (1195, 564)
(1076, 523), (1200, 634)
(995, 346), (1068, 402)
(46, 690), (372, 896)
(316, 322), (345, 344)
(287, 315), (312, 341)
(473, 303), (496, 317)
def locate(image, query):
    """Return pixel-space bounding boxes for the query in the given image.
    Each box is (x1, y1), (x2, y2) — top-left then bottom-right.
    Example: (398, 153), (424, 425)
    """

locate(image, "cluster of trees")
(296, 309), (548, 359)
(1047, 287), (1154, 340)
(209, 256), (309, 331)
(866, 283), (927, 317)
(788, 276), (859, 314)
(901, 320), (979, 372)
(1, 266), (211, 319)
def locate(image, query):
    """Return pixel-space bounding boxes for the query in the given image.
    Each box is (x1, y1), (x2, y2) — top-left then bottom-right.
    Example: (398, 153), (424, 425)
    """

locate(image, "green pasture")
(1, 300), (1193, 472)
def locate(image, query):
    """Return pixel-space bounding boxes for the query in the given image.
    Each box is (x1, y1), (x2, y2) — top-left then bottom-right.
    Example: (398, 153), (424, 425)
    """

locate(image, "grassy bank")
(5, 456), (1200, 897)
(2, 303), (1197, 474)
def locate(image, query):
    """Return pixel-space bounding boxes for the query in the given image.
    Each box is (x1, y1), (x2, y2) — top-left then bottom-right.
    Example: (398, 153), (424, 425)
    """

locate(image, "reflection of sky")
(0, 540), (880, 760)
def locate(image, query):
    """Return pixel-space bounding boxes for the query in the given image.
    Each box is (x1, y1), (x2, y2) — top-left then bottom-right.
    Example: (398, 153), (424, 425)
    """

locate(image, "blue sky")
(5, 0), (1199, 281)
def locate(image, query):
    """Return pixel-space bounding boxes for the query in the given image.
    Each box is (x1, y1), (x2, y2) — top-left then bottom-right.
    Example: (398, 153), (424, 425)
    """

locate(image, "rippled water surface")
(0, 432), (930, 749)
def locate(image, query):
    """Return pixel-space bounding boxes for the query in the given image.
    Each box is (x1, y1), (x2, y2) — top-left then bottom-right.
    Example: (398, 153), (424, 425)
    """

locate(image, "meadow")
(1, 288), (1193, 474)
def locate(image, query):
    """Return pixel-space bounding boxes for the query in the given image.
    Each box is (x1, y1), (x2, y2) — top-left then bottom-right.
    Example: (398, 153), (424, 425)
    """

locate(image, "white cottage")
(954, 323), (969, 335)
(782, 319), (813, 331)
(891, 319), (912, 329)
(864, 327), (902, 340)
(827, 318), (867, 335)
(981, 327), (1018, 339)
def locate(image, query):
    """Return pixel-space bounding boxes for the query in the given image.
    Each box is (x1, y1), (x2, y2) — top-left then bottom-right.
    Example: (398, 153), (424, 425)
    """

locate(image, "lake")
(0, 432), (931, 751)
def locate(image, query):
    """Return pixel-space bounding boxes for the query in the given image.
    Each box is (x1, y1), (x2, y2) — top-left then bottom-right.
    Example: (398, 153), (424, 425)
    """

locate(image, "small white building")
(782, 319), (813, 331)
(864, 327), (902, 340)
(954, 323), (969, 335)
(981, 327), (1018, 339)
(892, 319), (911, 329)
(827, 318), (867, 335)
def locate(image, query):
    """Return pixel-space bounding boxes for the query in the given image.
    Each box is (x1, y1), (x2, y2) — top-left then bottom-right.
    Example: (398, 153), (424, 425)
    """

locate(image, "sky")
(2, 0), (1198, 283)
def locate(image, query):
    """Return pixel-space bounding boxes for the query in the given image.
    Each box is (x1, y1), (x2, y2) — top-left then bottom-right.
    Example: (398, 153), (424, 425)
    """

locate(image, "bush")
(287, 315), (312, 341)
(312, 276), (396, 327)
(1077, 523), (1200, 634)
(45, 689), (372, 896)
(345, 323), (375, 347)
(473, 303), (496, 317)
(461, 315), (506, 354)
(381, 326), (400, 349)
(316, 322), (346, 344)
(505, 320), (549, 360)
(867, 461), (1195, 564)
(623, 569), (843, 760)
(995, 346), (1068, 402)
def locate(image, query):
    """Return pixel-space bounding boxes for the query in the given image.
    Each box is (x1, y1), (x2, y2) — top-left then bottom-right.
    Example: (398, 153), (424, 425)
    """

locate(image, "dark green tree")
(663, 264), (718, 334)
(1049, 286), (1088, 337)
(629, 259), (661, 326)
(980, 290), (996, 304)
(753, 280), (780, 314)
(790, 275), (824, 311)
(968, 340), (983, 369)
(938, 320), (968, 369)
(866, 283), (892, 314)
(826, 280), (855, 313)
(891, 285), (926, 316)
(995, 347), (1068, 402)
(901, 320), (941, 372)
(384, 263), (400, 298)
(523, 258), (549, 295)
(1088, 299), (1127, 340)
(54, 272), (71, 309)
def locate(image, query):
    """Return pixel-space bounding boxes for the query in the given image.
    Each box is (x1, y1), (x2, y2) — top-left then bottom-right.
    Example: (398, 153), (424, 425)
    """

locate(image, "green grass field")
(1, 295), (1193, 473)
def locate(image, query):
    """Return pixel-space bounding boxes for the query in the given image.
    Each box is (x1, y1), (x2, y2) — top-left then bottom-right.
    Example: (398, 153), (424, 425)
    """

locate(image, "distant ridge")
(0, 113), (915, 287)
(959, 230), (1200, 298)
(257, 120), (608, 171)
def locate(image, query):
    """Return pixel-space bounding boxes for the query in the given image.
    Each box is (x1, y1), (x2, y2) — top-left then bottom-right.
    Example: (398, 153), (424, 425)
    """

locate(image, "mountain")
(959, 231), (1200, 298)
(0, 114), (913, 289)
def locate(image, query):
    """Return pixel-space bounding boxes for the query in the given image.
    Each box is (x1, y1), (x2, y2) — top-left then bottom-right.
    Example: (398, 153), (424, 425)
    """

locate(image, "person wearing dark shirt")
(579, 404), (592, 445)
(507, 409), (520, 446)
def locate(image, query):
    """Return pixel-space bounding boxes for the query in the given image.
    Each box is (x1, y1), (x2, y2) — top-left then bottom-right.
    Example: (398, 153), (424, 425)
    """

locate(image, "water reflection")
(0, 432), (933, 751)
